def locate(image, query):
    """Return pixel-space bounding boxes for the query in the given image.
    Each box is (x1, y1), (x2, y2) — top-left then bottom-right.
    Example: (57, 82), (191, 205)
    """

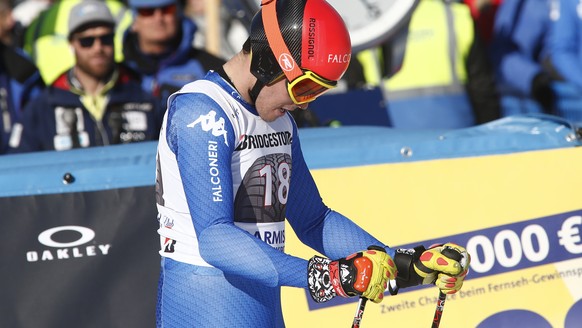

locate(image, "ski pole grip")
(441, 246), (463, 269)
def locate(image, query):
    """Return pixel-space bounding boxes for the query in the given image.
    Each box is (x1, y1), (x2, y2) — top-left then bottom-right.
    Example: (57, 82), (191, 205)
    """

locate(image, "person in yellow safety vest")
(22, 0), (133, 85)
(357, 0), (500, 129)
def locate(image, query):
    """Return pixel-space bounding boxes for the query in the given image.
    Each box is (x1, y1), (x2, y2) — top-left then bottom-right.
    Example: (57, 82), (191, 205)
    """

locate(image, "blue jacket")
(547, 0), (582, 90)
(490, 0), (554, 96)
(122, 17), (226, 109)
(0, 43), (43, 154)
(9, 66), (162, 153)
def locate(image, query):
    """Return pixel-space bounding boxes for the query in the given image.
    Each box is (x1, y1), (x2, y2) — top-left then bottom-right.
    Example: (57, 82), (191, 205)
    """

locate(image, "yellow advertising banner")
(282, 147), (582, 327)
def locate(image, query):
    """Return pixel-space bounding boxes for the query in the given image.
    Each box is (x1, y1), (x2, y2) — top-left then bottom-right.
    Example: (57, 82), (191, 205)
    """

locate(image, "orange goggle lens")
(286, 70), (337, 105)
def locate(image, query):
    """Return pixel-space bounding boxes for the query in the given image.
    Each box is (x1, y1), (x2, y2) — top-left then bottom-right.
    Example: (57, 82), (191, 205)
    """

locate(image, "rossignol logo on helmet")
(278, 53), (295, 72)
(308, 18), (316, 59)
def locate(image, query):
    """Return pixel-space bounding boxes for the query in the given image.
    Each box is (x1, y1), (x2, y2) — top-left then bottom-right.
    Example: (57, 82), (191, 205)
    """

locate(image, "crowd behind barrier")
(1, 0), (582, 155)
(354, 0), (500, 129)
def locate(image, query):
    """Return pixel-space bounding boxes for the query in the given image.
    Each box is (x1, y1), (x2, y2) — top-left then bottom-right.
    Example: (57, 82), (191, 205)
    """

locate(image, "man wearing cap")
(123, 0), (225, 110)
(9, 0), (162, 153)
(22, 0), (133, 85)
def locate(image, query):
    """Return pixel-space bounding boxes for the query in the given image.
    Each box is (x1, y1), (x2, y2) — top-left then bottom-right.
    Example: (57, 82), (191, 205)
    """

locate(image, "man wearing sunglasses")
(122, 0), (225, 111)
(154, 0), (471, 326)
(21, 0), (133, 85)
(9, 0), (162, 153)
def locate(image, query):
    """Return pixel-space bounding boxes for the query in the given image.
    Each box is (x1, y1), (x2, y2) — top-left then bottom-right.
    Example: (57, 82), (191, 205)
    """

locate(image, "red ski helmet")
(248, 0), (351, 104)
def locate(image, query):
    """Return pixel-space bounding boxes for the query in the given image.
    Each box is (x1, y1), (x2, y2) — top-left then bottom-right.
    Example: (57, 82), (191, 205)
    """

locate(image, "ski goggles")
(270, 69), (337, 105)
(261, 0), (337, 105)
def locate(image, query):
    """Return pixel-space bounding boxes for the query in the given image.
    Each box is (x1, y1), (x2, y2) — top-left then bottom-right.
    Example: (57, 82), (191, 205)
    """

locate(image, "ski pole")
(351, 245), (386, 328)
(431, 247), (463, 328)
(431, 290), (447, 328)
(351, 297), (367, 328)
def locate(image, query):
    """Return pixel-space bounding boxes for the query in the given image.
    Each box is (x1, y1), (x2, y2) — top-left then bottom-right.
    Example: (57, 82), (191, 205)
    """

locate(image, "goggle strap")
(249, 79), (265, 104)
(261, 0), (303, 82)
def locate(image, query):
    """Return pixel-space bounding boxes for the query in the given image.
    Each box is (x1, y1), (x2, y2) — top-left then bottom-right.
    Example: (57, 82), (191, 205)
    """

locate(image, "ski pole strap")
(390, 245), (427, 294)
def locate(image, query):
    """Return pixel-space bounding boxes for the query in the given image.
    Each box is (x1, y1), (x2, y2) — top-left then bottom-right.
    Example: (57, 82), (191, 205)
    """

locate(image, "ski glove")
(390, 243), (470, 295)
(308, 246), (396, 303)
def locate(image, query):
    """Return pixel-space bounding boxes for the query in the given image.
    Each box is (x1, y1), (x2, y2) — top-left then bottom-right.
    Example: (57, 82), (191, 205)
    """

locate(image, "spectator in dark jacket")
(0, 41), (43, 154)
(0, 0), (44, 154)
(489, 0), (557, 115)
(123, 0), (226, 110)
(547, 0), (582, 90)
(9, 0), (161, 153)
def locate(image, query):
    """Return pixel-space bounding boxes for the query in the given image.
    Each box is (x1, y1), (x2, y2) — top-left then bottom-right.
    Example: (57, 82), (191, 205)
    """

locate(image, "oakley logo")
(188, 110), (229, 146)
(278, 53), (295, 72)
(27, 225), (111, 262)
(38, 225), (95, 248)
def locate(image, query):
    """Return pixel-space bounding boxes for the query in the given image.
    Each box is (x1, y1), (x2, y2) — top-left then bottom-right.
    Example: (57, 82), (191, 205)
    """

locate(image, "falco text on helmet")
(328, 54), (351, 63)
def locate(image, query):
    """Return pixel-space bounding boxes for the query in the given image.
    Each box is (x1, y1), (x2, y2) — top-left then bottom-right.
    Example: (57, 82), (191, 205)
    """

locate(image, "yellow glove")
(358, 247), (396, 302)
(390, 243), (470, 295)
(308, 246), (397, 303)
(434, 266), (469, 294)
(417, 243), (470, 294)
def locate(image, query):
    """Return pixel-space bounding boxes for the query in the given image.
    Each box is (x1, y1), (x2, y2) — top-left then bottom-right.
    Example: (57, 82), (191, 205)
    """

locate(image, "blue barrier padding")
(300, 114), (581, 169)
(0, 114), (579, 197)
(0, 141), (157, 197)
